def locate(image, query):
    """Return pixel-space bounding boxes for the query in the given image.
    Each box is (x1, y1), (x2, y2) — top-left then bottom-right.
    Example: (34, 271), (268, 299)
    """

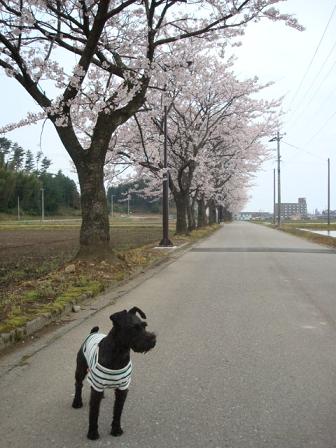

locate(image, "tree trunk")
(77, 160), (110, 256)
(218, 205), (224, 223)
(208, 200), (217, 225)
(187, 198), (196, 232)
(222, 207), (233, 222)
(197, 198), (207, 228)
(174, 192), (189, 234)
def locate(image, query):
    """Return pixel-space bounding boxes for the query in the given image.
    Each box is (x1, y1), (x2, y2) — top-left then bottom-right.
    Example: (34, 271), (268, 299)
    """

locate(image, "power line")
(281, 140), (325, 165)
(304, 110), (336, 146)
(301, 59), (336, 113)
(287, 42), (336, 128)
(287, 3), (336, 110)
(315, 90), (336, 121)
(282, 140), (325, 161)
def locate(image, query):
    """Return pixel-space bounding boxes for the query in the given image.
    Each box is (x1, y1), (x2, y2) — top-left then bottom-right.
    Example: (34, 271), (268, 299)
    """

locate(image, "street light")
(159, 104), (173, 246)
(159, 61), (193, 247)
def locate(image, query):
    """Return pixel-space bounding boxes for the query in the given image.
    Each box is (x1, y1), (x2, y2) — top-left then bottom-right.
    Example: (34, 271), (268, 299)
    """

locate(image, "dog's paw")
(87, 430), (100, 440)
(72, 399), (83, 409)
(111, 426), (124, 437)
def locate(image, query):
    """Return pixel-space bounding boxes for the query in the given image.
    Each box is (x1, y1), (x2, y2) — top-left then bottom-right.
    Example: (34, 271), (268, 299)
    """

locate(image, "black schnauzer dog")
(72, 307), (156, 440)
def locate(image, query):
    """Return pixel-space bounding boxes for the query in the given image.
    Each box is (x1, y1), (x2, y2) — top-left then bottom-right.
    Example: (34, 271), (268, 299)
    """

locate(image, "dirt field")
(0, 225), (164, 292)
(0, 220), (217, 334)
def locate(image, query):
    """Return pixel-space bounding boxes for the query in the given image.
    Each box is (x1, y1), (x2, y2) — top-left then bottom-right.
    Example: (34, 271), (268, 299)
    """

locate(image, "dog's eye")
(134, 322), (147, 331)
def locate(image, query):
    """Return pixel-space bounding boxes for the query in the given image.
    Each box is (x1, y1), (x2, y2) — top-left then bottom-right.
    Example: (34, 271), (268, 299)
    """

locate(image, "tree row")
(0, 138), (79, 215)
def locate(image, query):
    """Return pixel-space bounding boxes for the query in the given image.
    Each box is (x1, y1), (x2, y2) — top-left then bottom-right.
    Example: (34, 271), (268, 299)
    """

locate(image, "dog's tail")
(90, 326), (99, 334)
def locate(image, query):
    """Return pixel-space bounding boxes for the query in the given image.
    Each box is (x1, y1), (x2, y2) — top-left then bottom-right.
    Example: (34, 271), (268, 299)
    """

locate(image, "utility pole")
(111, 195), (114, 219)
(276, 131), (281, 226)
(160, 104), (173, 246)
(273, 168), (276, 225)
(127, 193), (130, 215)
(269, 131), (283, 226)
(328, 158), (330, 226)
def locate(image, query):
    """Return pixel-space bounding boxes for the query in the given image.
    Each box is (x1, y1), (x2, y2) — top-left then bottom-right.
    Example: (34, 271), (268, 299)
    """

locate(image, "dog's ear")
(110, 310), (127, 326)
(129, 307), (147, 320)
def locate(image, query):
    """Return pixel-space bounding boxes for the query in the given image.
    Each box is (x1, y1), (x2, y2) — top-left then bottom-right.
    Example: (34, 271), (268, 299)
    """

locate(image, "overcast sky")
(234, 0), (336, 214)
(1, 1), (335, 214)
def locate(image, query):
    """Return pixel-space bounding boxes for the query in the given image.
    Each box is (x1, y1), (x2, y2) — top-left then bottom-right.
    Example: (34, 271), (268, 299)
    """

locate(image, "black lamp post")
(159, 104), (173, 246)
(159, 60), (193, 247)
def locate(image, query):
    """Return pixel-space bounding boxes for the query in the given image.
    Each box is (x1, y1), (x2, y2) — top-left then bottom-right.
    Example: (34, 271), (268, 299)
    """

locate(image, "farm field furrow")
(0, 225), (164, 292)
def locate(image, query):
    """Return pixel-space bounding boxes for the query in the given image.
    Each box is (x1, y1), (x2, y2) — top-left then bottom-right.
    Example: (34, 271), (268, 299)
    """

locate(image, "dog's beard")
(131, 332), (156, 353)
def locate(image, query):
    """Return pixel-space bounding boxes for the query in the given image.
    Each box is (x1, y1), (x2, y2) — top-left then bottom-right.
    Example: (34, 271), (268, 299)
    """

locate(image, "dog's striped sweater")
(82, 333), (132, 393)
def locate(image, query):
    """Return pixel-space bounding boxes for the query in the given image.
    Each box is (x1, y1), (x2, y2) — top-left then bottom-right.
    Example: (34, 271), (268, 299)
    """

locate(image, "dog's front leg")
(111, 389), (128, 436)
(87, 388), (104, 440)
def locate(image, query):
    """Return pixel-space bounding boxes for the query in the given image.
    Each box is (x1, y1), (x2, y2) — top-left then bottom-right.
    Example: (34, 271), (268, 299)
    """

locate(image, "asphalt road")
(1, 222), (336, 448)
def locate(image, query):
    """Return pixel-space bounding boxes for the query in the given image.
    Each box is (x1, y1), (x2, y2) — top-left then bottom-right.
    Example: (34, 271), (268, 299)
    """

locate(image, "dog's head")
(110, 307), (156, 353)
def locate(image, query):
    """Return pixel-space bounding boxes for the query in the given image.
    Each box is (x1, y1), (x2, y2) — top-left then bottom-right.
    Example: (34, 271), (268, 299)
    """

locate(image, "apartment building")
(275, 197), (307, 219)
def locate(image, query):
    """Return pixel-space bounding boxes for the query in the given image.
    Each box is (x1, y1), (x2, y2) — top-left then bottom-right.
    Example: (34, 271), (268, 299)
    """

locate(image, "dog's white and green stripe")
(83, 333), (132, 393)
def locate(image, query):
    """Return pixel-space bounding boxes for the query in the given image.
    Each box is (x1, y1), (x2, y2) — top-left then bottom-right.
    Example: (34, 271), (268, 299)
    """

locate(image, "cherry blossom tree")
(110, 50), (280, 234)
(0, 0), (301, 254)
(190, 94), (278, 227)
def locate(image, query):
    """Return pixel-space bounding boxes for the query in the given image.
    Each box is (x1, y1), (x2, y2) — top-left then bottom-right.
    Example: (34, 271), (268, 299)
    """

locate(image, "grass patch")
(0, 310), (31, 334)
(36, 281), (104, 317)
(280, 222), (336, 231)
(274, 224), (336, 248)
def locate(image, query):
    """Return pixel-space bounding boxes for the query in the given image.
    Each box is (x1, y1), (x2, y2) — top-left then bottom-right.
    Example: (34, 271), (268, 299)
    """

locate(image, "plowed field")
(0, 225), (163, 292)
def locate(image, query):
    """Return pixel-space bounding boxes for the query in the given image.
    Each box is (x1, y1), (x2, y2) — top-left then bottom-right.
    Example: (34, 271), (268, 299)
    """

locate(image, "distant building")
(238, 212), (252, 221)
(312, 208), (336, 220)
(237, 211), (273, 221)
(321, 209), (336, 219)
(275, 197), (307, 219)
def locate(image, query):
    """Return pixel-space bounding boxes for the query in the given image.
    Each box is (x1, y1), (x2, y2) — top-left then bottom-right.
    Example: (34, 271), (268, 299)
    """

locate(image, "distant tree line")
(0, 137), (80, 215)
(107, 180), (163, 214)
